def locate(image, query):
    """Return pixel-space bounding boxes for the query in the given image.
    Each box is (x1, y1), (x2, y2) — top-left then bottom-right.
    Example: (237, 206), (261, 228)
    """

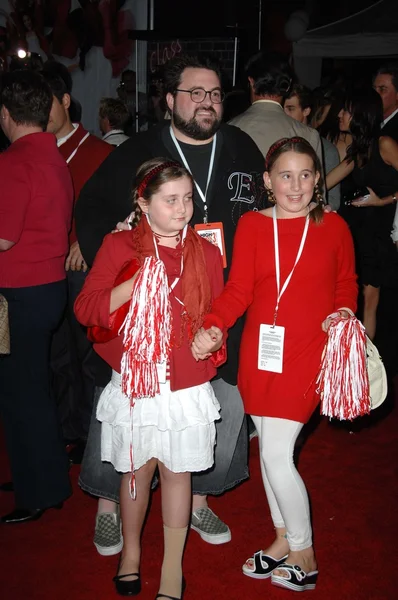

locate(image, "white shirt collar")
(382, 108), (398, 128)
(103, 129), (124, 140)
(252, 99), (282, 108)
(57, 123), (79, 147)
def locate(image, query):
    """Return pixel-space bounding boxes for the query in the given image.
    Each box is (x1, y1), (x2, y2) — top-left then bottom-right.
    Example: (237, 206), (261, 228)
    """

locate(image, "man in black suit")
(373, 63), (398, 140)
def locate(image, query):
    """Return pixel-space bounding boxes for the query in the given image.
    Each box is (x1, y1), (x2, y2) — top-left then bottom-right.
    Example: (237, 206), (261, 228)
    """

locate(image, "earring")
(314, 184), (323, 204)
(267, 188), (276, 204)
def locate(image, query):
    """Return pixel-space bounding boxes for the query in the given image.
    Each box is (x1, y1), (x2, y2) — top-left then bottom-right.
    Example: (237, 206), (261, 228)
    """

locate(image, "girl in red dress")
(193, 138), (357, 592)
(75, 158), (224, 600)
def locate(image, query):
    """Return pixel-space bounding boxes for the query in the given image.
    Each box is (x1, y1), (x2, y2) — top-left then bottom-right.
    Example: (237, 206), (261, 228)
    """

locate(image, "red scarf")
(132, 216), (212, 339)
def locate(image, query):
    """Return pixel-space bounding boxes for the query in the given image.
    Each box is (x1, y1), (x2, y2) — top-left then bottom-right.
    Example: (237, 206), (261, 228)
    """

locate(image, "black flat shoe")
(155, 577), (186, 600)
(113, 572), (141, 596)
(0, 481), (14, 492)
(1, 503), (63, 524)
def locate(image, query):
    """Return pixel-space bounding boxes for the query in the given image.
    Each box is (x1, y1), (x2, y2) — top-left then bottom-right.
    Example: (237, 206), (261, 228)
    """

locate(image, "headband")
(265, 136), (307, 171)
(137, 161), (181, 197)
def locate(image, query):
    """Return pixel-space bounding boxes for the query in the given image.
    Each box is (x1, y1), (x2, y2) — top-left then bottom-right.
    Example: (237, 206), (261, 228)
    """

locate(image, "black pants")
(0, 281), (71, 509)
(51, 270), (111, 442)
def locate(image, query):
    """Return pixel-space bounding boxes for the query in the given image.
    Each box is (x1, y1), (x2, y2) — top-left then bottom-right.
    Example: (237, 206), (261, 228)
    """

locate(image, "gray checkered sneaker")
(94, 511), (123, 556)
(191, 507), (231, 545)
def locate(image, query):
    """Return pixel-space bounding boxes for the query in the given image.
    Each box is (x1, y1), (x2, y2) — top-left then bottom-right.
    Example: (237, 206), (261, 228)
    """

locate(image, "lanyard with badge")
(169, 127), (227, 267)
(258, 206), (310, 373)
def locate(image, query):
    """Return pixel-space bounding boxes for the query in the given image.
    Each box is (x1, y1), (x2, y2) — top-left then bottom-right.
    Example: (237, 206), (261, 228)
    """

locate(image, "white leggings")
(251, 416), (312, 551)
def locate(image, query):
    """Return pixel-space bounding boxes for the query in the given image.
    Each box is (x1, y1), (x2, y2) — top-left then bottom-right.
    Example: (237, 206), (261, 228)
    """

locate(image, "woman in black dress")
(326, 88), (398, 340)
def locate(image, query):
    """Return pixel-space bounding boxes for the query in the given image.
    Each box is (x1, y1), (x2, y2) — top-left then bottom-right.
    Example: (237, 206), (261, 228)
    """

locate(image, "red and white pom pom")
(120, 255), (172, 403)
(316, 314), (371, 420)
(119, 256), (172, 498)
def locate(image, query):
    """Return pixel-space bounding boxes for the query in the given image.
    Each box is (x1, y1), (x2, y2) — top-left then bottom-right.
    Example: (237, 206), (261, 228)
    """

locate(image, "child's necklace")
(151, 229), (181, 244)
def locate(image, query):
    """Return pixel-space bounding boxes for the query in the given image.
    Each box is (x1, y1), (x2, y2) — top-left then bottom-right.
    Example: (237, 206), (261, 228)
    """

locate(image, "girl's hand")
(351, 187), (380, 207)
(191, 326), (223, 361)
(321, 310), (351, 333)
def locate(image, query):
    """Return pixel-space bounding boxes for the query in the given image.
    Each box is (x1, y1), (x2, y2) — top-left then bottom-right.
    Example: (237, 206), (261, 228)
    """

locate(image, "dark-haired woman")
(194, 137), (357, 592)
(326, 88), (398, 340)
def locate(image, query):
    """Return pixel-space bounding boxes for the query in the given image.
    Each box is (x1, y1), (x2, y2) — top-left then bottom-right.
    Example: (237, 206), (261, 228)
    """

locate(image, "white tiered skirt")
(97, 371), (221, 474)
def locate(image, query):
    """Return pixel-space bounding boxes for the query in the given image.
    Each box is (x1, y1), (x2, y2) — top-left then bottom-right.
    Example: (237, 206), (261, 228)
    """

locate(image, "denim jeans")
(79, 385), (121, 501)
(192, 378), (249, 495)
(79, 378), (249, 501)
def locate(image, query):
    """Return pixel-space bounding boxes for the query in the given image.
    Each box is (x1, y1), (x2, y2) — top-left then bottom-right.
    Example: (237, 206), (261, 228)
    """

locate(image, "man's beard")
(172, 106), (222, 141)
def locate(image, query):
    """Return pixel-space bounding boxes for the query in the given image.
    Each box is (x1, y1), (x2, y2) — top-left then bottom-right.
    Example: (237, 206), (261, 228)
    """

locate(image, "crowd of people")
(0, 0), (134, 75)
(0, 46), (397, 600)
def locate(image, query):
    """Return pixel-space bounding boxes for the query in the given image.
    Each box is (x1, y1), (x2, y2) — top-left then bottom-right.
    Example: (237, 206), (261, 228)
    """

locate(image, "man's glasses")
(175, 88), (225, 104)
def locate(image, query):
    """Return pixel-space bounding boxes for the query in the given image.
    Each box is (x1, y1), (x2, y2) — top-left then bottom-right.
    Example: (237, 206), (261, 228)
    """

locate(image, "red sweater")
(204, 211), (358, 422)
(75, 230), (225, 392)
(58, 124), (113, 244)
(0, 133), (73, 288)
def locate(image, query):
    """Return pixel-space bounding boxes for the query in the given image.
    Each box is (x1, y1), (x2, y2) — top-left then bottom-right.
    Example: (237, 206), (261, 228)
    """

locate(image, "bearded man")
(75, 53), (268, 556)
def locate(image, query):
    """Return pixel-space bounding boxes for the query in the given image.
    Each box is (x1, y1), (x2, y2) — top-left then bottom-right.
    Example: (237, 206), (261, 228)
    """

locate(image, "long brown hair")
(265, 137), (324, 224)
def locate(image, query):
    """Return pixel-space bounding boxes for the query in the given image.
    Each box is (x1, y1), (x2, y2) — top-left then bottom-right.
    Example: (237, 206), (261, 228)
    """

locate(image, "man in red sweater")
(43, 71), (113, 463)
(0, 70), (73, 523)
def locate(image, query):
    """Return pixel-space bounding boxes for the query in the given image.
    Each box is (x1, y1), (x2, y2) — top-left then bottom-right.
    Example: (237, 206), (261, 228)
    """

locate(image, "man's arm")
(0, 165), (31, 250)
(75, 137), (149, 267)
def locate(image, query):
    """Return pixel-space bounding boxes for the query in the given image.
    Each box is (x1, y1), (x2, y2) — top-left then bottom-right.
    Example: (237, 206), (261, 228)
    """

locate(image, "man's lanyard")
(272, 205), (309, 326)
(169, 126), (217, 224)
(66, 132), (90, 164)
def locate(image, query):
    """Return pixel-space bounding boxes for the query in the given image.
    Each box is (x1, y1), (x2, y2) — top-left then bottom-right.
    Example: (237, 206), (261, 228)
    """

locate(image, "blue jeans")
(79, 378), (249, 501)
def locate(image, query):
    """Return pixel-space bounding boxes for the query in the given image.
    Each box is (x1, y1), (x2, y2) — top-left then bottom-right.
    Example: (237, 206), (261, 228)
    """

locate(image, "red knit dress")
(205, 211), (357, 423)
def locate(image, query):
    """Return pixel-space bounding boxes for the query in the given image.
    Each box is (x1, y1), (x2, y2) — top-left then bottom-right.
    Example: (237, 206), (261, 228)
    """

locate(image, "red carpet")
(0, 397), (397, 600)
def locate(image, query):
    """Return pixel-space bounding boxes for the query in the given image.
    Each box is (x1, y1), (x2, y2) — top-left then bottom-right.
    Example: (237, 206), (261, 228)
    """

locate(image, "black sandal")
(113, 571), (141, 596)
(271, 563), (318, 591)
(242, 550), (289, 579)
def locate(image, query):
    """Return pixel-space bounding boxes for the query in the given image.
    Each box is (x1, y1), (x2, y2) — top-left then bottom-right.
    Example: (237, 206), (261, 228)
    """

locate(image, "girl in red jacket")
(75, 158), (224, 600)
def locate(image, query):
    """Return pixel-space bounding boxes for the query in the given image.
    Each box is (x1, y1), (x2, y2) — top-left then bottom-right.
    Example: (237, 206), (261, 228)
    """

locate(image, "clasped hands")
(191, 326), (223, 361)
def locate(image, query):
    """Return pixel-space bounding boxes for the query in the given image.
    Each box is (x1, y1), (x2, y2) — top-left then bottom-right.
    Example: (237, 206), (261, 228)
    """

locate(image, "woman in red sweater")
(193, 138), (358, 592)
(75, 158), (224, 600)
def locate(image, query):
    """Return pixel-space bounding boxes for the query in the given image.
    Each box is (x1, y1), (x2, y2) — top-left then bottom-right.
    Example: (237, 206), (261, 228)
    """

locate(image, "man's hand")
(65, 241), (87, 272)
(112, 212), (134, 233)
(191, 326), (223, 361)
